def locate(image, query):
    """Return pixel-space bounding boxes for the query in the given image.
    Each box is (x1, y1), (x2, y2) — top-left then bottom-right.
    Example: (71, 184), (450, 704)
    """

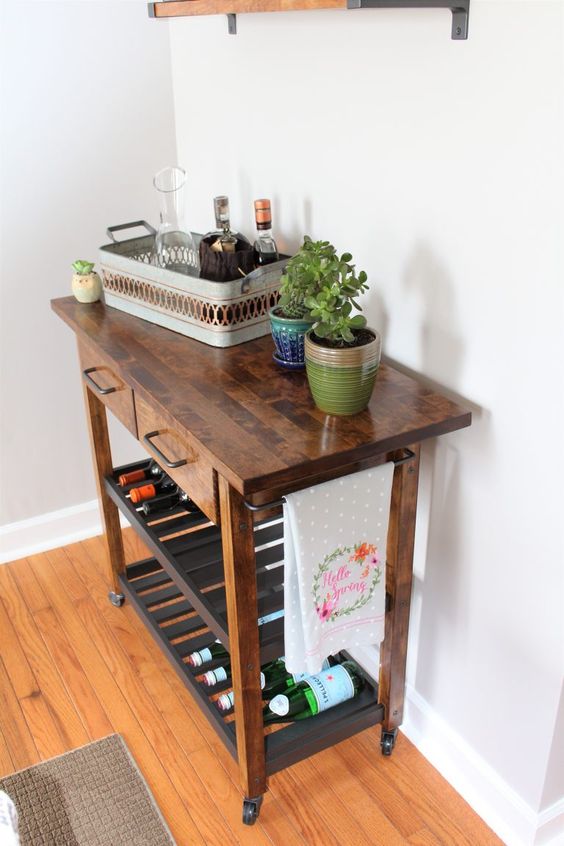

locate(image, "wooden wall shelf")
(149, 0), (470, 38)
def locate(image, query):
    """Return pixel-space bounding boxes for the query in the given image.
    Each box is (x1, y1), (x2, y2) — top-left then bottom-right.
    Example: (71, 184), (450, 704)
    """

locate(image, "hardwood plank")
(33, 605), (113, 741)
(385, 731), (504, 846)
(0, 587), (38, 699)
(9, 557), (49, 613)
(409, 828), (444, 845)
(43, 543), (90, 602)
(187, 746), (273, 846)
(268, 767), (341, 846)
(0, 726), (14, 778)
(77, 535), (208, 756)
(0, 657), (39, 771)
(308, 743), (409, 844)
(19, 692), (67, 760)
(28, 551), (206, 845)
(332, 733), (425, 838)
(283, 756), (375, 846)
(350, 732), (503, 846)
(0, 565), (89, 750)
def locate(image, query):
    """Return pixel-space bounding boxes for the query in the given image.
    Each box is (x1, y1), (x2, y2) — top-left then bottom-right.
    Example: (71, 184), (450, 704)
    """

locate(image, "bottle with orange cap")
(117, 460), (162, 488)
(129, 475), (177, 505)
(253, 199), (279, 266)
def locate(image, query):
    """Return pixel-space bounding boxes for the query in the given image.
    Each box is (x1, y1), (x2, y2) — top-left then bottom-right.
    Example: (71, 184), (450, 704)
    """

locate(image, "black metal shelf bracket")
(346, 0), (469, 40)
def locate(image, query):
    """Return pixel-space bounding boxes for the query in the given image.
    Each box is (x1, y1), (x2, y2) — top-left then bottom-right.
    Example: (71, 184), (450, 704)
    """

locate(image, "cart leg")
(378, 444), (421, 754)
(219, 476), (266, 821)
(82, 378), (126, 605)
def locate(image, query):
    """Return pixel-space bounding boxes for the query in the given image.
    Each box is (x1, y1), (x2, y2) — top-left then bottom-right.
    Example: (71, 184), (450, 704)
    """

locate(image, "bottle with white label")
(215, 656), (333, 711)
(189, 610), (284, 671)
(263, 661), (364, 724)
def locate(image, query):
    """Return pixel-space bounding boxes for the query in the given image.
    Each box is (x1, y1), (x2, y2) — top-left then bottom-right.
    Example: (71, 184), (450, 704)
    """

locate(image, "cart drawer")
(136, 394), (219, 524)
(78, 339), (137, 437)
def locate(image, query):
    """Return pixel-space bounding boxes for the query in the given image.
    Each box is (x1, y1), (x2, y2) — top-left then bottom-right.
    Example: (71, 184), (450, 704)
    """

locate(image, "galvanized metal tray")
(99, 220), (287, 348)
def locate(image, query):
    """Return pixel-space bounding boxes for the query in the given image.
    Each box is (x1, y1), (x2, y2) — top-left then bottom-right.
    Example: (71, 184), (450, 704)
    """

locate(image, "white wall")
(0, 2), (176, 534)
(169, 2), (563, 843)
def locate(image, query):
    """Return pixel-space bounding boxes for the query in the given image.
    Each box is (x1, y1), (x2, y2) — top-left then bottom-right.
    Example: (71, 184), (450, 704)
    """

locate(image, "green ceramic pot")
(304, 328), (381, 416)
(269, 306), (314, 369)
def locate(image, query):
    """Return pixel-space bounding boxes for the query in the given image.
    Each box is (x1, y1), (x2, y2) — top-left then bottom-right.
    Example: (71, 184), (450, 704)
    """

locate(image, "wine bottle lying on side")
(215, 655), (334, 712)
(118, 459), (161, 487)
(141, 490), (201, 516)
(262, 661), (365, 724)
(187, 611), (285, 670)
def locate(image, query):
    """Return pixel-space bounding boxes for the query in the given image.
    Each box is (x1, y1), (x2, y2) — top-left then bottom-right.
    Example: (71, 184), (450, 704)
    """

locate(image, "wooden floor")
(0, 530), (502, 845)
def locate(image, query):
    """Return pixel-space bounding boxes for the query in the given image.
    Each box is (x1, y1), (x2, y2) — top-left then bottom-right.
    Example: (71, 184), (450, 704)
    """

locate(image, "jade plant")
(303, 243), (369, 346)
(277, 237), (337, 319)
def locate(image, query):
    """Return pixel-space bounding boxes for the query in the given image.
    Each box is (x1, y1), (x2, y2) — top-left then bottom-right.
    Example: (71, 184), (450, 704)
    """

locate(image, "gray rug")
(0, 734), (176, 845)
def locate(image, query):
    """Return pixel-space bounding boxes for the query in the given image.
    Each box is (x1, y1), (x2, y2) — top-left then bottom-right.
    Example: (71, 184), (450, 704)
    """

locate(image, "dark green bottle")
(263, 661), (364, 724)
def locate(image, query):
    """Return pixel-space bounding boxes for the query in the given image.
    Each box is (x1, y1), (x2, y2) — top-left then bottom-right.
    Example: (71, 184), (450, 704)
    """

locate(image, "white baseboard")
(0, 500), (128, 564)
(403, 684), (564, 846)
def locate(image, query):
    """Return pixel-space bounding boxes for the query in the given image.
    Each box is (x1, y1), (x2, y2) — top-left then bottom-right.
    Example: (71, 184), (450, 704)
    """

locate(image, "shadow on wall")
(403, 242), (465, 388)
(386, 243), (495, 703)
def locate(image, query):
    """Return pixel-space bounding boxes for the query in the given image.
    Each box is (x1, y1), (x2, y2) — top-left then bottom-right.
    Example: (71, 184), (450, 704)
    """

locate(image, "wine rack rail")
(108, 459), (384, 774)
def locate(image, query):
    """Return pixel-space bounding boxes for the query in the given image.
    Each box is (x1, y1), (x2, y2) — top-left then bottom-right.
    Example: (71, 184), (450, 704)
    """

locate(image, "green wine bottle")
(216, 656), (334, 713)
(263, 661), (364, 724)
(204, 654), (332, 691)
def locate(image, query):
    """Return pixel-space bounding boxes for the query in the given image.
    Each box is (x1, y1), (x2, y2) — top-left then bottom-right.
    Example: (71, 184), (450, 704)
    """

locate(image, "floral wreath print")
(312, 542), (381, 623)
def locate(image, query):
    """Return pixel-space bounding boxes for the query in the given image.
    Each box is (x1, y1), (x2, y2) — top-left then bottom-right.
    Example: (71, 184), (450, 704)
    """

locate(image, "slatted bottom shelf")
(121, 555), (384, 774)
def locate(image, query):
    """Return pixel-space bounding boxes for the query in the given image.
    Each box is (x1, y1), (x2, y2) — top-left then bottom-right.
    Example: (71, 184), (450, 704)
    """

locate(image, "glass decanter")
(153, 166), (199, 275)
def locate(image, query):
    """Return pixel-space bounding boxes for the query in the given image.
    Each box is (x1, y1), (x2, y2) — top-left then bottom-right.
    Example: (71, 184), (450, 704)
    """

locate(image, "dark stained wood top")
(52, 297), (471, 496)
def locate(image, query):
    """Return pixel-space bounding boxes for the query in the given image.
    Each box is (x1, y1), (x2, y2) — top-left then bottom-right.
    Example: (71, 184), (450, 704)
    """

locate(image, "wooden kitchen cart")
(52, 296), (471, 825)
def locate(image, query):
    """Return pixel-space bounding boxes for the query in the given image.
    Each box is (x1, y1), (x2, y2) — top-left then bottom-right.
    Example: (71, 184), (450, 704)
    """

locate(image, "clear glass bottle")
(253, 199), (279, 265)
(153, 166), (199, 275)
(212, 195), (238, 252)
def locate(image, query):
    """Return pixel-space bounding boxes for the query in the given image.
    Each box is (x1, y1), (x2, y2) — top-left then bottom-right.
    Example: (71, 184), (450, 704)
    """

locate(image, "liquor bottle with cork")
(215, 655), (334, 712)
(262, 661), (365, 724)
(129, 474), (177, 505)
(142, 489), (201, 517)
(118, 460), (162, 488)
(253, 199), (279, 266)
(207, 195), (250, 253)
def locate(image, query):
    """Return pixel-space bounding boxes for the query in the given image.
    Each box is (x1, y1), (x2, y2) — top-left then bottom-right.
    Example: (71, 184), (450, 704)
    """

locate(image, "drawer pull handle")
(143, 431), (188, 469)
(83, 367), (118, 395)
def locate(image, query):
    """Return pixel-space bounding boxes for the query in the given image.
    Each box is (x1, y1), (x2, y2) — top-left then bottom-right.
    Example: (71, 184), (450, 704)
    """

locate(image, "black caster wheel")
(381, 728), (398, 756)
(108, 591), (125, 608)
(242, 796), (263, 826)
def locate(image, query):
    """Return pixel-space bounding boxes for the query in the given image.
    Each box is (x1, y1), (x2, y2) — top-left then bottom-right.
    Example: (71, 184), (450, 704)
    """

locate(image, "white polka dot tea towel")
(283, 463), (395, 675)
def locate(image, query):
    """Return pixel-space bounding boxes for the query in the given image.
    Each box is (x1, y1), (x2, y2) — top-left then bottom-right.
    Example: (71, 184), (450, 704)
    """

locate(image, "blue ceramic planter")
(269, 307), (313, 369)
